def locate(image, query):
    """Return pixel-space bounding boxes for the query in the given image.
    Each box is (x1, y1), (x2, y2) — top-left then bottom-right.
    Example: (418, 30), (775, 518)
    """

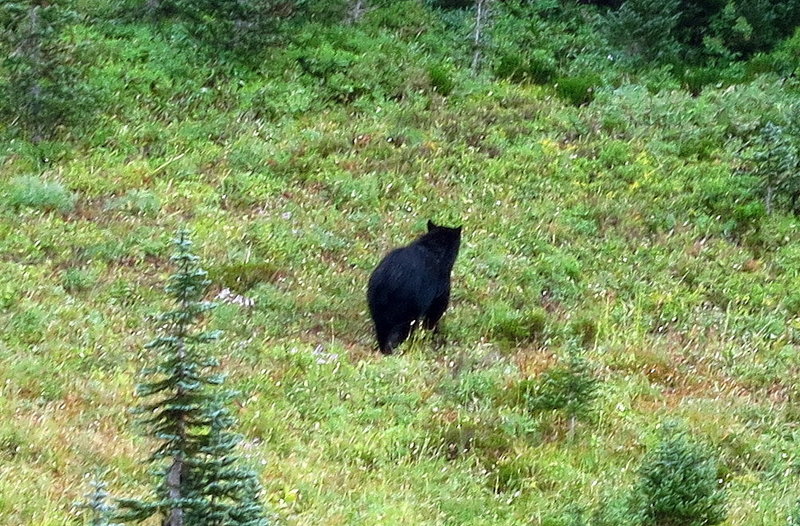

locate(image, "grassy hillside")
(2, 3), (800, 524)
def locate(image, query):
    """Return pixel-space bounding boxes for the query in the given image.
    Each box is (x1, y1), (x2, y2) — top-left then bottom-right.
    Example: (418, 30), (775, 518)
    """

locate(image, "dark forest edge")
(2, 0), (800, 142)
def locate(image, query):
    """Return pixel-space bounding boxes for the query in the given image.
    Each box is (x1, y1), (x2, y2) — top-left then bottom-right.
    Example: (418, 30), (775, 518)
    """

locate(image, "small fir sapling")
(753, 121), (800, 214)
(633, 422), (726, 526)
(74, 475), (121, 526)
(117, 230), (268, 526)
(526, 345), (600, 436)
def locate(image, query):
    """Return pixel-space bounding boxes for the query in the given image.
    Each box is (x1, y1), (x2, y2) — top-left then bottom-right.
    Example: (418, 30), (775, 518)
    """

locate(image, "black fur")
(367, 220), (462, 354)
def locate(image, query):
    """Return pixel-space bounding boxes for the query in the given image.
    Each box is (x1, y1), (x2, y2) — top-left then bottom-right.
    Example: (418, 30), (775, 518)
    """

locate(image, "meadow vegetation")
(1, 0), (800, 524)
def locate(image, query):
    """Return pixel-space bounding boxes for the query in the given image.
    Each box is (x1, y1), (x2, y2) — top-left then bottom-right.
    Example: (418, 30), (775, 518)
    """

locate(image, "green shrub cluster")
(147, 0), (346, 55)
(605, 0), (681, 65)
(604, 0), (800, 64)
(494, 50), (557, 85)
(428, 63), (456, 96)
(751, 120), (800, 215)
(1, 175), (75, 213)
(555, 75), (602, 106)
(0, 1), (93, 139)
(288, 26), (424, 103)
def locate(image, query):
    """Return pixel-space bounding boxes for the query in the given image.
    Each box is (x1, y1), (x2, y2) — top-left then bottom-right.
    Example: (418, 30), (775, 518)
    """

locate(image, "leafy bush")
(494, 53), (525, 82)
(598, 140), (631, 167)
(148, 0), (301, 54)
(591, 79), (794, 147)
(766, 26), (800, 76)
(365, 0), (438, 35)
(289, 27), (421, 103)
(494, 50), (557, 85)
(0, 1), (94, 139)
(676, 66), (706, 94)
(745, 52), (780, 77)
(62, 267), (97, 294)
(428, 0), (473, 9)
(603, 0), (800, 65)
(705, 0), (784, 58)
(555, 75), (602, 106)
(605, 0), (681, 65)
(683, 163), (763, 237)
(489, 304), (547, 344)
(107, 278), (140, 306)
(526, 50), (559, 84)
(10, 307), (47, 345)
(679, 65), (748, 95)
(428, 63), (455, 95)
(2, 175), (76, 213)
(675, 127), (724, 159)
(633, 423), (726, 526)
(785, 292), (800, 316)
(751, 121), (800, 214)
(490, 1), (610, 80)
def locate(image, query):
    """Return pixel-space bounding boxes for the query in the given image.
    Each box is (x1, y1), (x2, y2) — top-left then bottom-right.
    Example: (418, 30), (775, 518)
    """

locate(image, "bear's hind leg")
(381, 322), (412, 354)
(423, 291), (450, 332)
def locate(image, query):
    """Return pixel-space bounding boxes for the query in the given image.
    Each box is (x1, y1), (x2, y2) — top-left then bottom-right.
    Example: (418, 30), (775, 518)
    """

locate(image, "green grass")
(2, 11), (800, 526)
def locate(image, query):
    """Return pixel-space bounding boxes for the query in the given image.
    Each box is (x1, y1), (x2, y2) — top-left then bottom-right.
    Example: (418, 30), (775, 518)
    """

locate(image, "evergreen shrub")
(633, 423), (726, 526)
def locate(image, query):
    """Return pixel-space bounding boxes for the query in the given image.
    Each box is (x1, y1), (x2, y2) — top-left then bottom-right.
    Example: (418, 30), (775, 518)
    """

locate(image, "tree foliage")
(606, 0), (800, 63)
(145, 0), (349, 54)
(117, 231), (268, 526)
(605, 0), (681, 64)
(790, 499), (800, 526)
(633, 423), (726, 526)
(527, 347), (600, 421)
(74, 476), (122, 526)
(752, 120), (800, 215)
(0, 0), (90, 140)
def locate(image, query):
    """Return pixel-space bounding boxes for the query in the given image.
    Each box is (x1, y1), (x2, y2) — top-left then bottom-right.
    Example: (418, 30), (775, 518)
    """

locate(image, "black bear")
(367, 220), (462, 354)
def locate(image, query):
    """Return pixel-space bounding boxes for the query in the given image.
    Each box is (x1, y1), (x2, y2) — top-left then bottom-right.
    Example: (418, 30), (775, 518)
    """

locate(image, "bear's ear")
(427, 219), (437, 231)
(456, 226), (463, 233)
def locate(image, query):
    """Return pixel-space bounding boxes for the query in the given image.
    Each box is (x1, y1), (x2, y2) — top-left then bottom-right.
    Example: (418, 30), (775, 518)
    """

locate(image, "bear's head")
(425, 220), (462, 264)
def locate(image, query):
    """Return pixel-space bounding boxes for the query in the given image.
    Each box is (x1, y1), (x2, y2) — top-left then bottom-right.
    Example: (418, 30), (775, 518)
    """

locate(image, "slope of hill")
(2, 2), (800, 524)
